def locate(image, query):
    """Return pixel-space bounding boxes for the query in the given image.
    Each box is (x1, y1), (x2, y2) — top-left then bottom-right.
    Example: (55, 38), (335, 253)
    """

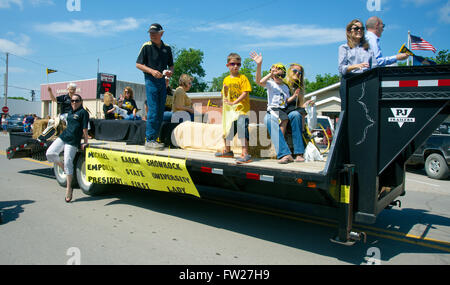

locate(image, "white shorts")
(45, 137), (78, 175)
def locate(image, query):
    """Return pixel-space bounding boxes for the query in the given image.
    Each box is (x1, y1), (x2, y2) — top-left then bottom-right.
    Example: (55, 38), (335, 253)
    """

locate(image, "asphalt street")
(0, 133), (449, 265)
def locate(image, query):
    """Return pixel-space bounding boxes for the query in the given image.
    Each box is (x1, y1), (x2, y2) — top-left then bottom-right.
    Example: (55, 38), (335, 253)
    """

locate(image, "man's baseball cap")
(148, 23), (163, 33)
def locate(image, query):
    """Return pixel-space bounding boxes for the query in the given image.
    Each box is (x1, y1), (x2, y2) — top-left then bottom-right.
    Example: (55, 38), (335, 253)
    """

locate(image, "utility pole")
(5, 52), (8, 107)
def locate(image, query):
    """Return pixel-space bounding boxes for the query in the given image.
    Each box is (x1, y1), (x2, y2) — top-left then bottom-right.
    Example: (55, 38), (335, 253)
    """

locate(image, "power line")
(0, 84), (40, 92)
(9, 53), (85, 79)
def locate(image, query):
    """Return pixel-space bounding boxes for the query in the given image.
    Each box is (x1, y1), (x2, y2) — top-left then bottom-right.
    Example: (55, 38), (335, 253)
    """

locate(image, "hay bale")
(172, 122), (276, 158)
(32, 119), (49, 139)
(31, 118), (66, 140)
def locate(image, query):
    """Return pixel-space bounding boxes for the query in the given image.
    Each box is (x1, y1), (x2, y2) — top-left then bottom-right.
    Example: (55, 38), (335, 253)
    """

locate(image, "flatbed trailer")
(7, 65), (450, 245)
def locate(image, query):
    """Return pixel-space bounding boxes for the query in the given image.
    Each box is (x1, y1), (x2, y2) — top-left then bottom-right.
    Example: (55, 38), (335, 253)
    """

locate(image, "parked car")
(407, 122), (450, 180)
(305, 115), (335, 146)
(6, 114), (25, 132)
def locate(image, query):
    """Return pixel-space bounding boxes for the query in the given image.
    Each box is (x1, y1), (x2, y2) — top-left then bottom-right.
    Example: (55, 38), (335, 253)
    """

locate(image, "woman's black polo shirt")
(136, 40), (174, 74)
(59, 107), (89, 147)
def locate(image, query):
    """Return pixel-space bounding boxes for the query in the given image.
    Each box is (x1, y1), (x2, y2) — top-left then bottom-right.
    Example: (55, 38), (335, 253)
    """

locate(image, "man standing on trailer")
(136, 23), (174, 150)
(365, 16), (409, 66)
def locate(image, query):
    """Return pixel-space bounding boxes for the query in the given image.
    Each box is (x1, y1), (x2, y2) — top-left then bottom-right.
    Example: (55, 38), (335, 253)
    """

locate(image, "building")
(40, 78), (269, 123)
(40, 77), (148, 119)
(304, 82), (341, 122)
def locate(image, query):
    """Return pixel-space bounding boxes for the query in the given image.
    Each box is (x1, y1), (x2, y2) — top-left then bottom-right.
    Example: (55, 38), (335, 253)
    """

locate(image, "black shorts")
(269, 108), (289, 123)
(226, 115), (249, 141)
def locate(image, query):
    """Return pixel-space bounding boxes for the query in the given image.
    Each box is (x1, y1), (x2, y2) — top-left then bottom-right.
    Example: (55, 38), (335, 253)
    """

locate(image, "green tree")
(305, 73), (340, 94)
(431, 49), (450, 65)
(8, 96), (28, 101)
(170, 48), (207, 92)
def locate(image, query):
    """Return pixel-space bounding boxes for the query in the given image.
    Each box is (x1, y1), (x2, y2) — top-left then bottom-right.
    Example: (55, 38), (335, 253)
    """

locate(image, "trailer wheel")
(75, 153), (106, 196)
(53, 153), (78, 188)
(425, 153), (449, 180)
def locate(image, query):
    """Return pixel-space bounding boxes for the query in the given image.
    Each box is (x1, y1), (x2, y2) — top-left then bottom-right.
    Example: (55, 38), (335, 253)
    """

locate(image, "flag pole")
(407, 31), (411, 66)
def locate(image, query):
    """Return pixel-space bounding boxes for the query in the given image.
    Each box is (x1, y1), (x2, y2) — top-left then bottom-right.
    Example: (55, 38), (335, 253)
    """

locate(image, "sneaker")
(145, 141), (165, 150)
(278, 154), (294, 164)
(215, 149), (234, 158)
(236, 154), (252, 164)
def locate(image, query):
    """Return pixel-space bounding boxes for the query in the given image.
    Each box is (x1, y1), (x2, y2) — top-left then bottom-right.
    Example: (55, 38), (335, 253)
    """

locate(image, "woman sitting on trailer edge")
(46, 94), (89, 203)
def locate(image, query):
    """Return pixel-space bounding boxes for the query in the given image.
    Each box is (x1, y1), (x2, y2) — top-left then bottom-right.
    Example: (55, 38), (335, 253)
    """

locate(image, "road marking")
(3, 149), (450, 253)
(406, 178), (440, 187)
(0, 150), (53, 167)
(206, 198), (450, 253)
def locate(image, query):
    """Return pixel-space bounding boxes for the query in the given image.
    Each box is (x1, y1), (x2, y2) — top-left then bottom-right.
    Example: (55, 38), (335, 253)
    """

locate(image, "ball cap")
(148, 23), (163, 33)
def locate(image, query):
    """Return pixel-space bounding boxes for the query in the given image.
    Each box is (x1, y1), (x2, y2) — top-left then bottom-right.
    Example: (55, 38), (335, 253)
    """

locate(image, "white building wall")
(0, 98), (42, 116)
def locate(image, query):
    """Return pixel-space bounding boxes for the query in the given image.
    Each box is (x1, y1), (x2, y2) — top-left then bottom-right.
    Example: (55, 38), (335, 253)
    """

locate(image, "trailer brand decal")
(85, 148), (200, 197)
(388, 108), (415, 127)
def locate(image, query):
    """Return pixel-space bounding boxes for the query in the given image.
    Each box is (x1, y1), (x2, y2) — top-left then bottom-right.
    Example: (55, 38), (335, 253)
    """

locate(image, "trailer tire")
(53, 153), (79, 188)
(425, 153), (449, 180)
(75, 153), (106, 196)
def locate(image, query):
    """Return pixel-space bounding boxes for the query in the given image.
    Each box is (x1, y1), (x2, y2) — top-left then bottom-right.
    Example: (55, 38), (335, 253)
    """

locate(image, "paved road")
(0, 134), (449, 265)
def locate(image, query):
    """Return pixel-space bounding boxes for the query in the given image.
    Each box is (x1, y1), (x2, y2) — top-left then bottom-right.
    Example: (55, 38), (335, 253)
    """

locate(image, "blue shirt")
(338, 43), (378, 76)
(366, 31), (397, 66)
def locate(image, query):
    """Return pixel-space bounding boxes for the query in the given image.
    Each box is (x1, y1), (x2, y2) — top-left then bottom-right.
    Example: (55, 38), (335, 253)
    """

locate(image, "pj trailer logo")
(388, 108), (415, 128)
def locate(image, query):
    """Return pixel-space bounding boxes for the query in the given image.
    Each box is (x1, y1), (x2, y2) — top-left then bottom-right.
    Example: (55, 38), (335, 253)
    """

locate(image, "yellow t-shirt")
(221, 74), (252, 138)
(222, 74), (252, 115)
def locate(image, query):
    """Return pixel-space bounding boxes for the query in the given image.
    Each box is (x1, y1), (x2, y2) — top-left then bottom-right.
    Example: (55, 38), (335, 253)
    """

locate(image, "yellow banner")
(85, 147), (200, 197)
(398, 44), (415, 56)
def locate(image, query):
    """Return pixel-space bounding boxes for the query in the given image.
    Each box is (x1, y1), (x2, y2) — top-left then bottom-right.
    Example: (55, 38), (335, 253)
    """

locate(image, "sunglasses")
(71, 99), (81, 103)
(350, 26), (364, 32)
(292, 69), (302, 75)
(228, 62), (241, 67)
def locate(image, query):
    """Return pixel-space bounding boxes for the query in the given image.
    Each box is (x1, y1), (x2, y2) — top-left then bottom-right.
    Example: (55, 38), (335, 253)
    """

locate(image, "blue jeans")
(287, 110), (305, 155)
(124, 114), (142, 121)
(264, 113), (291, 159)
(145, 75), (167, 142)
(264, 110), (305, 159)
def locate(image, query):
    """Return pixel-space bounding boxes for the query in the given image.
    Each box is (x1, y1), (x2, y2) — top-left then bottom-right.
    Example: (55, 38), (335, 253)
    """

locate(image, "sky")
(0, 0), (449, 101)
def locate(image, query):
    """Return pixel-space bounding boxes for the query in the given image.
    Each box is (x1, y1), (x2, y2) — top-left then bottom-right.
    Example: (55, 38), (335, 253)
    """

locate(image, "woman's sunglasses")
(71, 99), (81, 103)
(350, 26), (364, 32)
(291, 69), (302, 75)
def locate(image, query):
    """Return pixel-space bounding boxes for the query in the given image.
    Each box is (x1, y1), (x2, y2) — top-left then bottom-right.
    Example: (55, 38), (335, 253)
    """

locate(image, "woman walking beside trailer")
(46, 94), (89, 203)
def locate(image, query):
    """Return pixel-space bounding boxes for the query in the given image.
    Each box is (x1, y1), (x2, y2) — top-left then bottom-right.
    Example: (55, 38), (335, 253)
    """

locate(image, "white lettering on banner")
(367, 0), (381, 11)
(100, 74), (115, 82)
(56, 88), (81, 95)
(66, 0), (81, 12)
(388, 108), (415, 128)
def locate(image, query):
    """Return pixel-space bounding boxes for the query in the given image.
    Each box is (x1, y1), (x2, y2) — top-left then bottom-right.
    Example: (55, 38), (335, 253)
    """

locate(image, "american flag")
(410, 34), (436, 53)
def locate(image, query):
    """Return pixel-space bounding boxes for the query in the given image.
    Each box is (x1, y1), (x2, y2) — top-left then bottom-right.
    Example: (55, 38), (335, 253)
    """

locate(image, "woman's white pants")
(46, 137), (78, 175)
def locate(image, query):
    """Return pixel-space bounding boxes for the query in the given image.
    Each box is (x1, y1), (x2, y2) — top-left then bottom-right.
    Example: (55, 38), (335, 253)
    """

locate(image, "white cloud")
(34, 17), (142, 36)
(195, 21), (345, 49)
(0, 0), (23, 9)
(439, 0), (450, 23)
(30, 0), (54, 6)
(0, 34), (31, 56)
(402, 0), (438, 6)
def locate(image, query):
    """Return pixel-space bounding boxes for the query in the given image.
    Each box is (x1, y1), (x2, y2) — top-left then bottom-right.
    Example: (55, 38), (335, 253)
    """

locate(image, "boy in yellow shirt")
(215, 53), (252, 164)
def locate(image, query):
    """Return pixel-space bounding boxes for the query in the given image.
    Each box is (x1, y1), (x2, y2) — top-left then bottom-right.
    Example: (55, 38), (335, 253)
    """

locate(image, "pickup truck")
(407, 121), (450, 179)
(6, 64), (450, 245)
